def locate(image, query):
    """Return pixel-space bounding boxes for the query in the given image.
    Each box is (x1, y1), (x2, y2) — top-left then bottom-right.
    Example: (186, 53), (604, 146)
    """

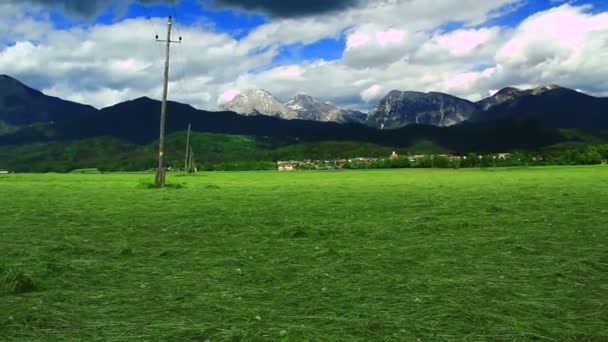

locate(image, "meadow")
(1, 166), (607, 340)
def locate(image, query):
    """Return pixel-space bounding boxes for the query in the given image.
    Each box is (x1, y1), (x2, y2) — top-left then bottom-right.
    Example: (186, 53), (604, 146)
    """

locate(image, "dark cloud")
(10, 0), (365, 18)
(210, 0), (364, 17)
(8, 0), (169, 17)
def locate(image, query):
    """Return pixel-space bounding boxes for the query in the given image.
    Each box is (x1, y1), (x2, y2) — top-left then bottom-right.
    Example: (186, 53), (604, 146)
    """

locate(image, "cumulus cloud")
(342, 26), (420, 69)
(489, 4), (608, 95)
(437, 28), (499, 56)
(342, 3), (608, 102)
(425, 28), (502, 57)
(0, 12), (275, 108)
(2, 0), (608, 113)
(218, 89), (240, 105)
(233, 0), (522, 57)
(411, 4), (608, 100)
(361, 84), (383, 102)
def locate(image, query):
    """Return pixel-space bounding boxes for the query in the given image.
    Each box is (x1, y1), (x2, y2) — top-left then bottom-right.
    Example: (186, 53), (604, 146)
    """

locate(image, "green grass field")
(1, 167), (607, 340)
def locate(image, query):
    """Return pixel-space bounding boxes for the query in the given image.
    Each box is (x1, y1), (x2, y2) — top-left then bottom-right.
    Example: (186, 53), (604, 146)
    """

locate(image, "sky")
(1, 0), (608, 111)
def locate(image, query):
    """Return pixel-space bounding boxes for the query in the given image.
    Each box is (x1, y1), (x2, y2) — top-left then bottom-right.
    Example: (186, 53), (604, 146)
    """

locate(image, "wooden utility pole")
(155, 16), (182, 187)
(188, 148), (195, 173)
(184, 123), (191, 172)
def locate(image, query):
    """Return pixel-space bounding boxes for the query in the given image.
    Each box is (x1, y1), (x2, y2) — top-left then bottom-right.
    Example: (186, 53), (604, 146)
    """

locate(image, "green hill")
(2, 128), (607, 173)
(0, 132), (447, 172)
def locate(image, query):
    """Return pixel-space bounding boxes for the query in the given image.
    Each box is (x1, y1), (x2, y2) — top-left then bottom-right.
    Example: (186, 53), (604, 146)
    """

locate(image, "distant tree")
(477, 155), (490, 168)
(579, 148), (603, 165)
(461, 153), (478, 168)
(389, 156), (411, 169)
(433, 155), (450, 168)
(415, 156), (434, 168)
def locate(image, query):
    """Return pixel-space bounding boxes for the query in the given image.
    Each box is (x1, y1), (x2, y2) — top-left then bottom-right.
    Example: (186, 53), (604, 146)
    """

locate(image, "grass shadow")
(1, 267), (38, 294)
(137, 181), (186, 190)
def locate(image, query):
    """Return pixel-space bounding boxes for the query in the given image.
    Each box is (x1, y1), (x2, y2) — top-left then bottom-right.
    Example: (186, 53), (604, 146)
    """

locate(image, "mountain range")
(2, 73), (607, 172)
(0, 74), (606, 153)
(209, 81), (608, 131)
(2, 74), (607, 132)
(368, 84), (608, 130)
(220, 89), (367, 124)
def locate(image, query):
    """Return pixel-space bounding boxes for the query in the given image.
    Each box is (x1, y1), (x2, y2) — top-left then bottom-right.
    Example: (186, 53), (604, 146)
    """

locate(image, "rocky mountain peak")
(219, 89), (297, 120)
(479, 84), (567, 110)
(498, 86), (521, 93)
(294, 93), (314, 100)
(285, 93), (367, 123)
(478, 87), (524, 110)
(250, 89), (273, 96)
(531, 84), (562, 95)
(366, 90), (477, 129)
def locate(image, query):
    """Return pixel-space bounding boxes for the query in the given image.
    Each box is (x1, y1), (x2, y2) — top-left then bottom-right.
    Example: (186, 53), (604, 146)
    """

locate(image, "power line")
(169, 0), (186, 97)
(170, 0), (183, 39)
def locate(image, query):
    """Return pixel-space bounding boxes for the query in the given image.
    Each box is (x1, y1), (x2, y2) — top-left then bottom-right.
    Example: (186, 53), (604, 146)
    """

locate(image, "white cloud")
(490, 4), (608, 95)
(218, 89), (240, 105)
(437, 28), (499, 55)
(0, 14), (275, 108)
(346, 33), (371, 49)
(1, 1), (608, 113)
(361, 84), (383, 102)
(376, 29), (406, 45)
(446, 72), (480, 91)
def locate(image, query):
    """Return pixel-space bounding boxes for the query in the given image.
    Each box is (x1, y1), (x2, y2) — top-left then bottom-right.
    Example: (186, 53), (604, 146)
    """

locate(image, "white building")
(277, 161), (295, 171)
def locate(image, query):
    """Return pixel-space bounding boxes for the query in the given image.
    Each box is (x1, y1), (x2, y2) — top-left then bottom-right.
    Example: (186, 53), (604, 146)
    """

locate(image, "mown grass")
(1, 166), (607, 340)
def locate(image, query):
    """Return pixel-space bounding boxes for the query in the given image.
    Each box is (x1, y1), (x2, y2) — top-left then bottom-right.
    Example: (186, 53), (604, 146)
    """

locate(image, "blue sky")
(48, 0), (267, 36)
(1, 0), (607, 110)
(45, 0), (347, 64)
(43, 0), (594, 65)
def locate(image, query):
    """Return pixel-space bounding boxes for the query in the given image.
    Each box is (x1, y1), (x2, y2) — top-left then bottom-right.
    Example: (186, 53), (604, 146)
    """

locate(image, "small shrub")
(119, 246), (134, 256)
(1, 268), (38, 294)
